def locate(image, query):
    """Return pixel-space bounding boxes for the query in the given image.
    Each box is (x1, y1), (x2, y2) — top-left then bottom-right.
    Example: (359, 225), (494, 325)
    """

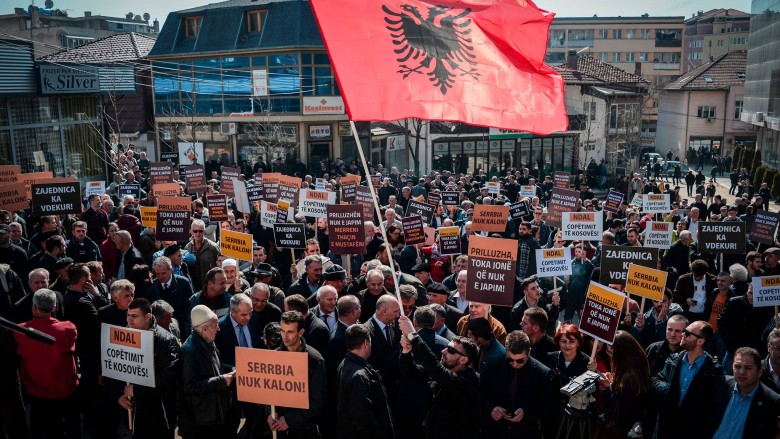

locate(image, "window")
(734, 100), (743, 120)
(246, 10), (264, 33)
(626, 29), (635, 39)
(717, 39), (724, 46)
(731, 37), (747, 45)
(689, 52), (702, 60)
(548, 30), (566, 47)
(689, 40), (702, 48)
(184, 16), (202, 38)
(600, 52), (608, 62)
(612, 52), (621, 62)
(583, 102), (597, 121)
(625, 52), (635, 62)
(609, 103), (639, 129)
(64, 36), (94, 48)
(641, 29), (651, 39)
(697, 106), (716, 119)
(613, 29), (622, 39)
(639, 52), (649, 62)
(599, 29), (609, 39)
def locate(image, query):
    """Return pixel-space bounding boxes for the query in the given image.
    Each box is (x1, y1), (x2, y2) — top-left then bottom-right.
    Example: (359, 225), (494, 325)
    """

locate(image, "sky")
(14, 0), (752, 28)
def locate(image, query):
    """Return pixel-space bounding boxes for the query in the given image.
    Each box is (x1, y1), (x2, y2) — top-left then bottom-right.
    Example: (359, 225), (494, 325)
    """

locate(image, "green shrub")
(751, 149), (763, 175)
(773, 172), (780, 201)
(732, 146), (744, 171)
(740, 148), (755, 174)
(754, 166), (766, 188)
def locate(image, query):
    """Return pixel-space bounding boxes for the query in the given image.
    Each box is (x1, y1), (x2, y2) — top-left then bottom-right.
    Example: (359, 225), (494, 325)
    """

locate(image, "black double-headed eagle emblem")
(382, 4), (479, 95)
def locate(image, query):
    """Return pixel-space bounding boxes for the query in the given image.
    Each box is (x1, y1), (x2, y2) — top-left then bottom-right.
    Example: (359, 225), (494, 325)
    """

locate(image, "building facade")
(683, 9), (751, 71)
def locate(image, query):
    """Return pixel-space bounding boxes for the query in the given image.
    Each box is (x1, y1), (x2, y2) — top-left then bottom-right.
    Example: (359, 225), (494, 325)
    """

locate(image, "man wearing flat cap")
(252, 263), (286, 309)
(763, 247), (780, 276)
(411, 262), (439, 289)
(425, 283), (465, 333)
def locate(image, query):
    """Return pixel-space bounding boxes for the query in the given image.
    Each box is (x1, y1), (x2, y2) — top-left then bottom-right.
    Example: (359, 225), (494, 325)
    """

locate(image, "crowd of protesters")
(1, 146), (780, 439)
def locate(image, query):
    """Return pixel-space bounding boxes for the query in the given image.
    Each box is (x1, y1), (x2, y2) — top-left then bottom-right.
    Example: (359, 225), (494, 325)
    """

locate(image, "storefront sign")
(274, 223), (307, 249)
(308, 125), (332, 139)
(642, 194), (670, 213)
(0, 165), (20, 184)
(235, 348), (309, 408)
(298, 189), (336, 218)
(547, 188), (580, 228)
(438, 226), (461, 256)
(579, 282), (626, 345)
(402, 215), (426, 245)
(602, 190), (624, 214)
(155, 196), (190, 241)
(303, 96), (345, 115)
(338, 122), (352, 137)
(535, 248), (572, 277)
(206, 194), (228, 221)
(553, 172), (571, 189)
(471, 204), (509, 233)
(751, 211), (779, 245)
(406, 199), (435, 224)
(327, 205), (366, 254)
(442, 191), (459, 207)
(220, 167), (241, 197)
(184, 165), (207, 194)
(32, 181), (82, 215)
(140, 206), (157, 227)
(625, 264), (668, 301)
(644, 221), (673, 249)
(561, 212), (603, 241)
(40, 64), (99, 94)
(100, 324), (155, 388)
(509, 200), (531, 221)
(697, 222), (746, 254)
(465, 235), (517, 306)
(220, 229), (253, 262)
(0, 182), (29, 211)
(752, 276), (780, 307)
(599, 245), (659, 286)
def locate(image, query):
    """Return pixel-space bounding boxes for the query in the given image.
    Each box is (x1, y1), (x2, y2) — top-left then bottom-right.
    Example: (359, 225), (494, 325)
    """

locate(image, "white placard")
(561, 211), (603, 241)
(315, 178), (327, 191)
(232, 178), (250, 214)
(535, 248), (572, 277)
(752, 276), (780, 307)
(101, 323), (155, 387)
(298, 189), (336, 218)
(260, 201), (292, 228)
(630, 193), (643, 207)
(486, 182), (501, 195)
(642, 194), (670, 213)
(85, 181), (105, 198)
(519, 185), (536, 198)
(644, 221), (673, 249)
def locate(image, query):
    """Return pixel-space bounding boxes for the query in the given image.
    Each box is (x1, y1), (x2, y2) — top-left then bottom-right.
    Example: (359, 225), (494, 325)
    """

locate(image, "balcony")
(568, 39), (593, 48)
(655, 39), (682, 48)
(654, 62), (680, 71)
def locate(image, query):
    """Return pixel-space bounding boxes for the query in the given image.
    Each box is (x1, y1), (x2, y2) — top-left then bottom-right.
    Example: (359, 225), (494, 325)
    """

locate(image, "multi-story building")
(0, 4), (158, 58)
(683, 9), (751, 72)
(656, 51), (754, 162)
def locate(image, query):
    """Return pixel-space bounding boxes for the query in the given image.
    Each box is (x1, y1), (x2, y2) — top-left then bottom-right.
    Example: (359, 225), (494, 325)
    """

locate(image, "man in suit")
(761, 328), (780, 392)
(365, 295), (402, 404)
(215, 294), (263, 437)
(430, 304), (458, 340)
(425, 283), (463, 332)
(713, 347), (780, 438)
(151, 256), (195, 337)
(310, 285), (338, 333)
(249, 283), (282, 341)
(114, 230), (144, 280)
(466, 317), (506, 373)
(673, 259), (718, 322)
(283, 294), (329, 356)
(664, 230), (695, 276)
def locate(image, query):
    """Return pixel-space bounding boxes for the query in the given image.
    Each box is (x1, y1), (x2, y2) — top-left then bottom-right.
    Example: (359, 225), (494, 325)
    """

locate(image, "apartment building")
(683, 9), (751, 71)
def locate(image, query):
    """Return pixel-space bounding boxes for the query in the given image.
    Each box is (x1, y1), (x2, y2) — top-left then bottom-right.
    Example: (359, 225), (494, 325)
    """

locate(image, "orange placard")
(109, 326), (142, 349)
(0, 165), (21, 184)
(235, 348), (309, 408)
(340, 174), (361, 186)
(153, 182), (180, 197)
(471, 204), (510, 232)
(140, 206), (157, 227)
(156, 196), (191, 212)
(0, 182), (30, 211)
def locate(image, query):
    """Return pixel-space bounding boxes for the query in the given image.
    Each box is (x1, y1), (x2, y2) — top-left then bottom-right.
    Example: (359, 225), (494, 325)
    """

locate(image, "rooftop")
(38, 32), (156, 63)
(552, 55), (648, 86)
(665, 50), (747, 91)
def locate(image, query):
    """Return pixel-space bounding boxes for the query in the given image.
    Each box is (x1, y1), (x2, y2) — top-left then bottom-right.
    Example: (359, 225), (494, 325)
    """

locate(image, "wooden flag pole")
(350, 120), (402, 303)
(271, 405), (277, 439)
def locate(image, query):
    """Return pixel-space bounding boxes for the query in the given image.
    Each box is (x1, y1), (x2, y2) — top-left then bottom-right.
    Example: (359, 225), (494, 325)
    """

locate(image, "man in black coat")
(98, 279), (135, 327)
(336, 324), (395, 439)
(284, 294), (330, 358)
(66, 221), (101, 263)
(762, 328), (780, 392)
(248, 283), (282, 343)
(663, 230), (695, 276)
(115, 230), (144, 279)
(718, 284), (775, 361)
(287, 255), (324, 299)
(365, 295), (402, 393)
(425, 284), (464, 338)
(151, 256), (196, 337)
(652, 320), (727, 439)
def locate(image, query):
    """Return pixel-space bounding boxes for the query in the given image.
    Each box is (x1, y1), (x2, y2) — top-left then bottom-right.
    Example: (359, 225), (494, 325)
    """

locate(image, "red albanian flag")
(309, 0), (568, 135)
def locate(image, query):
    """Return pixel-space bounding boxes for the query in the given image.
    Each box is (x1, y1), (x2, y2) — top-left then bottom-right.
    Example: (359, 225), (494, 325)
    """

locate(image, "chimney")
(567, 50), (578, 70)
(153, 18), (159, 33)
(635, 62), (641, 76)
(84, 11), (91, 17)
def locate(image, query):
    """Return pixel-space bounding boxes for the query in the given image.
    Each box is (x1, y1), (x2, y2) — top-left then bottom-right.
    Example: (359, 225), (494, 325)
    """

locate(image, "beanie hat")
(190, 305), (217, 328)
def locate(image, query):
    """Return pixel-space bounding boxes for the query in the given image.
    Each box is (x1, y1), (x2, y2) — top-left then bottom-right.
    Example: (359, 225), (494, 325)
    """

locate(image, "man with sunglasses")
(652, 320), (727, 439)
(185, 219), (219, 292)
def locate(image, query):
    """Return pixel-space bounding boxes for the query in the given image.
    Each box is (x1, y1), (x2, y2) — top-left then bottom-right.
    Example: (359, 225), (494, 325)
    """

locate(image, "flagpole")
(350, 120), (402, 303)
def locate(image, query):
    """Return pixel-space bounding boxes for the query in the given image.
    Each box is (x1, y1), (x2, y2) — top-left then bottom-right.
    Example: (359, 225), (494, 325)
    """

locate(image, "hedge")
(752, 149), (763, 177)
(732, 146), (744, 171)
(754, 166), (766, 188)
(773, 172), (780, 201)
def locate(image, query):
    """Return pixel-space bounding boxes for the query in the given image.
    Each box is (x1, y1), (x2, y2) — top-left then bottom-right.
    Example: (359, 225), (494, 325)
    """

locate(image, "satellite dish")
(126, 12), (133, 19)
(143, 12), (150, 21)
(44, 0), (53, 8)
(134, 14), (142, 21)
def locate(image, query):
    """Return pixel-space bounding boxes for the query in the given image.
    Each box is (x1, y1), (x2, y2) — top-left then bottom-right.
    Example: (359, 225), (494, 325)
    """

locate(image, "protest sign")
(519, 185), (536, 198)
(235, 348), (309, 408)
(644, 221), (673, 249)
(625, 264), (668, 301)
(85, 181), (105, 198)
(155, 196), (190, 241)
(509, 200), (531, 221)
(465, 235), (517, 306)
(298, 189), (336, 218)
(152, 182), (180, 197)
(0, 165), (20, 183)
(402, 215), (426, 245)
(206, 194), (228, 221)
(19, 171), (54, 198)
(438, 226), (461, 256)
(233, 179), (251, 214)
(341, 182), (357, 202)
(0, 182), (30, 211)
(752, 276), (780, 307)
(160, 151), (178, 163)
(599, 245), (659, 286)
(427, 192), (441, 206)
(561, 212), (603, 241)
(32, 181), (81, 215)
(553, 171), (571, 189)
(579, 282), (626, 345)
(630, 193), (643, 207)
(341, 174), (362, 186)
(697, 221), (746, 254)
(118, 183), (141, 199)
(262, 173), (281, 203)
(101, 323), (155, 387)
(355, 186), (375, 221)
(220, 229), (253, 262)
(260, 201), (278, 228)
(471, 204), (510, 233)
(220, 167), (241, 197)
(148, 162), (173, 188)
(602, 190), (624, 214)
(370, 174), (381, 188)
(327, 205), (366, 254)
(547, 188), (580, 228)
(486, 182), (501, 195)
(315, 178), (327, 191)
(406, 199), (435, 224)
(277, 200), (291, 223)
(535, 248), (572, 277)
(442, 191), (459, 207)
(140, 206), (157, 227)
(751, 211), (780, 245)
(184, 165), (207, 194)
(246, 184), (264, 203)
(278, 175), (302, 208)
(642, 194), (670, 213)
(424, 226), (436, 247)
(274, 223), (307, 249)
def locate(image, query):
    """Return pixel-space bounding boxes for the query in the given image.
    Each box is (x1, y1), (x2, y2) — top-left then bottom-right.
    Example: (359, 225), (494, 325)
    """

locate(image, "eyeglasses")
(683, 329), (703, 339)
(192, 230), (205, 234)
(506, 355), (528, 365)
(445, 345), (466, 356)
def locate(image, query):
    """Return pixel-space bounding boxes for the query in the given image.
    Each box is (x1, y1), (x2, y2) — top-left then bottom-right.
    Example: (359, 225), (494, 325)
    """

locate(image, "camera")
(560, 371), (602, 411)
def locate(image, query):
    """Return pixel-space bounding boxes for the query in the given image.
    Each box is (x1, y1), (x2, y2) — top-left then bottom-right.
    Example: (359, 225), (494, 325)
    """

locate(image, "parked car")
(664, 160), (689, 177)
(644, 153), (665, 168)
